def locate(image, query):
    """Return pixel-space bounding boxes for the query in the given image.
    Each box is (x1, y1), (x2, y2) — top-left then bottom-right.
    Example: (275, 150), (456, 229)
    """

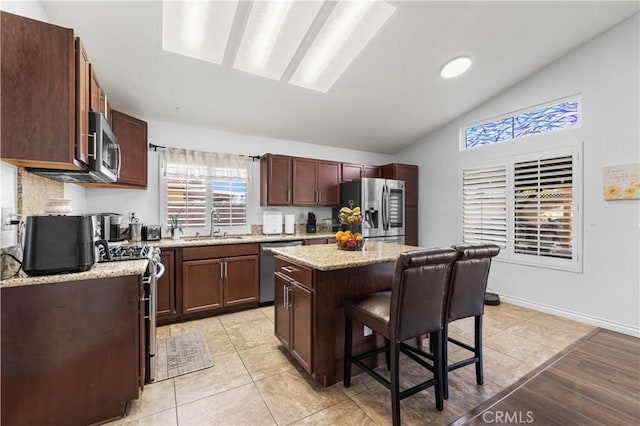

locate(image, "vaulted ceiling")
(41, 1), (639, 154)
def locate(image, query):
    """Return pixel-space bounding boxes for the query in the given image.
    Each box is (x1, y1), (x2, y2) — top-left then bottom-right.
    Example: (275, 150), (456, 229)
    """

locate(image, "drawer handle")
(281, 266), (298, 273)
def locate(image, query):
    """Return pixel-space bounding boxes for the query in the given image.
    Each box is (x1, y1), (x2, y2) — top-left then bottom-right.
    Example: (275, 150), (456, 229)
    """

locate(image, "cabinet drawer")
(183, 243), (259, 261)
(275, 257), (313, 290)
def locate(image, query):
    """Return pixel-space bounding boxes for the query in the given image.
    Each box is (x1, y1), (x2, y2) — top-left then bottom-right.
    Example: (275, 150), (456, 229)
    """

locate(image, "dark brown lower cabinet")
(224, 255), (259, 306)
(290, 283), (313, 372)
(181, 244), (259, 316)
(157, 250), (177, 321)
(274, 273), (291, 348)
(1, 275), (143, 426)
(183, 259), (224, 314)
(274, 258), (313, 374)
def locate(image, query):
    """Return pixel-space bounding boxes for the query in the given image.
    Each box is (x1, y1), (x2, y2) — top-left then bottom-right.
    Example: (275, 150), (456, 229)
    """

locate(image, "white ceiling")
(41, 1), (638, 155)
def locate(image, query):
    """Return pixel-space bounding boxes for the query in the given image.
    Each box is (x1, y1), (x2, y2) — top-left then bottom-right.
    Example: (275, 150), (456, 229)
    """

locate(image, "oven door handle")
(154, 262), (165, 280)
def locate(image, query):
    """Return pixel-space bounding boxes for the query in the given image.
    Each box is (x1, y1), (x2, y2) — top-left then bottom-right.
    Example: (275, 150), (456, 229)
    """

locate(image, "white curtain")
(161, 147), (250, 180)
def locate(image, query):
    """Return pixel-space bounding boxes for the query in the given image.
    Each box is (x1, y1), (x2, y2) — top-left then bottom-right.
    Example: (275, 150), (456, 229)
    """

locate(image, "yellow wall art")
(603, 163), (640, 200)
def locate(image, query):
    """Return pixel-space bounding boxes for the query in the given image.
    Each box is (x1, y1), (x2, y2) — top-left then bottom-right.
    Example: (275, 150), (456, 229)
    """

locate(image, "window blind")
(212, 180), (247, 227)
(167, 177), (207, 227)
(462, 165), (507, 248)
(162, 148), (251, 230)
(513, 155), (573, 259)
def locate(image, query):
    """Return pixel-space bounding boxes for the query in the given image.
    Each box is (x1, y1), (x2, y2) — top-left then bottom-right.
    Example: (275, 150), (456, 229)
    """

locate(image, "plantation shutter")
(162, 148), (251, 229)
(513, 155), (573, 259)
(212, 180), (247, 226)
(462, 165), (507, 248)
(166, 177), (207, 227)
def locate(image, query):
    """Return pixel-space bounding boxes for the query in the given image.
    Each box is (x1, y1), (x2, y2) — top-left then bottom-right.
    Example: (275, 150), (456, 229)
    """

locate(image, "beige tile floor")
(107, 303), (595, 426)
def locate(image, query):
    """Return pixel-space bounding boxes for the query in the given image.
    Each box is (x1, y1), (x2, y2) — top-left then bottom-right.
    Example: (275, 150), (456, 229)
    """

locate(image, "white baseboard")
(499, 295), (640, 338)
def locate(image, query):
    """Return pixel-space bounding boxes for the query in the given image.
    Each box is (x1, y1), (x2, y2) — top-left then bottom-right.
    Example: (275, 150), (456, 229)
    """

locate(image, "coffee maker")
(98, 213), (124, 242)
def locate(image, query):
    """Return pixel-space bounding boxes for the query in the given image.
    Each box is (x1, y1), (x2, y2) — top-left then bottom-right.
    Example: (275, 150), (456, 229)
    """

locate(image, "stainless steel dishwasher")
(259, 240), (303, 304)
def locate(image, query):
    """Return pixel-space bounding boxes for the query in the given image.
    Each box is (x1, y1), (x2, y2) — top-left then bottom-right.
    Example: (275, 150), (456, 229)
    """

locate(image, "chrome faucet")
(210, 208), (222, 237)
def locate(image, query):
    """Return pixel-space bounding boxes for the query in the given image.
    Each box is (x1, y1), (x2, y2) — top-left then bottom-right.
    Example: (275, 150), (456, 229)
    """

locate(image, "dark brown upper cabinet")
(109, 110), (148, 188)
(1, 12), (83, 170)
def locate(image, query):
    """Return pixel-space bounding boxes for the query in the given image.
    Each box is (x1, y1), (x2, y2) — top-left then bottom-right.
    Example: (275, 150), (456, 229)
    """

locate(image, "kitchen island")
(269, 241), (419, 387)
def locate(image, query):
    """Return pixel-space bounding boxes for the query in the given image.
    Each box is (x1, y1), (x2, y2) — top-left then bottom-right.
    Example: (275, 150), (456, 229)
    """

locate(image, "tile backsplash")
(18, 168), (64, 217)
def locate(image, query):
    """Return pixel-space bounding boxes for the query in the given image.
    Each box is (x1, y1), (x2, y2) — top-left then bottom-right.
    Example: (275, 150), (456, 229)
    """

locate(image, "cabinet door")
(261, 154), (292, 205)
(111, 110), (148, 188)
(1, 12), (77, 168)
(157, 250), (176, 319)
(394, 164), (418, 206)
(90, 66), (101, 112)
(76, 38), (90, 165)
(291, 283), (313, 374)
(182, 259), (223, 314)
(224, 255), (259, 306)
(363, 165), (380, 178)
(274, 273), (290, 349)
(405, 205), (418, 246)
(317, 160), (341, 205)
(292, 157), (318, 205)
(341, 163), (362, 182)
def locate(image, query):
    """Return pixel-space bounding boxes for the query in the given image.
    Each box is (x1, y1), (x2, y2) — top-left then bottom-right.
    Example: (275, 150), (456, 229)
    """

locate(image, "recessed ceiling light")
(440, 56), (471, 79)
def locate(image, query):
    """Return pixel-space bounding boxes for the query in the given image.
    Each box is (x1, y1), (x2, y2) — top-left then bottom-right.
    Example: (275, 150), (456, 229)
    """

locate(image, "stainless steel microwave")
(89, 111), (120, 182)
(26, 112), (120, 183)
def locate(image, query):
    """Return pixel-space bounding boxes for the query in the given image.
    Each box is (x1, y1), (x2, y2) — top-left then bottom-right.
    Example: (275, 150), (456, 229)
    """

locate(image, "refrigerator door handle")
(382, 184), (388, 231)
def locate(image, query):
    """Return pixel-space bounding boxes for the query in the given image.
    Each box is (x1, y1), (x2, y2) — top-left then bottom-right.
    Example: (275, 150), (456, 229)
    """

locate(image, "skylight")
(162, 0), (396, 93)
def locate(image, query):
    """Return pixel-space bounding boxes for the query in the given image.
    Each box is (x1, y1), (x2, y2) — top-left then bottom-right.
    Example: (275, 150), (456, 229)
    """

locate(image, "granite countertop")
(0, 259), (148, 289)
(150, 232), (336, 249)
(269, 241), (420, 271)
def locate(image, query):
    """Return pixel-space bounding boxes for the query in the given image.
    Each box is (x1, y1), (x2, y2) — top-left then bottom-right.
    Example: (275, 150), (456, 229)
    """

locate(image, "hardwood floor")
(453, 329), (640, 425)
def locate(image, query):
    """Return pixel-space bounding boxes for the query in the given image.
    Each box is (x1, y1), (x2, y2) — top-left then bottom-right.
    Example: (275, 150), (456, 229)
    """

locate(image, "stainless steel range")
(98, 244), (164, 383)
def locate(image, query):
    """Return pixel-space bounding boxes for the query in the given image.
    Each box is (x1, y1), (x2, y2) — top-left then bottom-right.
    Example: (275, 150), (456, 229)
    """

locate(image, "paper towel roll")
(284, 214), (295, 234)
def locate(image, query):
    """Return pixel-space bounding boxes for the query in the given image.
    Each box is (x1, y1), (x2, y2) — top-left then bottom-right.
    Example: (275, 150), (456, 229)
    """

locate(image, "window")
(513, 155), (574, 260)
(464, 98), (580, 149)
(212, 180), (247, 226)
(462, 166), (507, 248)
(462, 146), (581, 271)
(167, 176), (207, 227)
(162, 148), (251, 232)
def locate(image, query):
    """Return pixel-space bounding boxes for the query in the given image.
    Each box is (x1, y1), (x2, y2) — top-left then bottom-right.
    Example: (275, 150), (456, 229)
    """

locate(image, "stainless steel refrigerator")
(339, 178), (405, 243)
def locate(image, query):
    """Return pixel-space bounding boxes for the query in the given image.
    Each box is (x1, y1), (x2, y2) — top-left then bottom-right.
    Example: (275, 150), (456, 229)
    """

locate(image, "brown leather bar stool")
(442, 243), (500, 399)
(343, 247), (458, 426)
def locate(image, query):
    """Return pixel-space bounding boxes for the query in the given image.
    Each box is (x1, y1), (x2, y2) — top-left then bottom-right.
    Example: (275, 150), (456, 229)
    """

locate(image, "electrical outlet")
(1, 207), (16, 231)
(363, 325), (373, 337)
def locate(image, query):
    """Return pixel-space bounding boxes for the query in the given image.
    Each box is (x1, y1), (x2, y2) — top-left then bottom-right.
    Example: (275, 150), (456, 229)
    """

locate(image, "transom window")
(464, 98), (580, 150)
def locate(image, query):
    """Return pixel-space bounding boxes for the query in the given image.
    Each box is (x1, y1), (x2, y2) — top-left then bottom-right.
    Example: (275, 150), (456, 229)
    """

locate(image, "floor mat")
(155, 331), (213, 381)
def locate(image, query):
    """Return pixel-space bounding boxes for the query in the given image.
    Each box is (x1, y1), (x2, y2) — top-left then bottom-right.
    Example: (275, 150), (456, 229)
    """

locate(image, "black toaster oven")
(142, 225), (162, 241)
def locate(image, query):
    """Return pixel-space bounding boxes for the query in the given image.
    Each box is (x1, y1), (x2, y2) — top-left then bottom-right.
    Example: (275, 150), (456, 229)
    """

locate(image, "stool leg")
(442, 324), (449, 400)
(433, 329), (444, 411)
(344, 316), (353, 387)
(475, 315), (483, 385)
(385, 338), (390, 371)
(390, 341), (401, 426)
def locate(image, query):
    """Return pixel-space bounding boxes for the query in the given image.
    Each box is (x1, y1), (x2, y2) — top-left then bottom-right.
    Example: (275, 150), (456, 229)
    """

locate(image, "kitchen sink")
(183, 235), (246, 241)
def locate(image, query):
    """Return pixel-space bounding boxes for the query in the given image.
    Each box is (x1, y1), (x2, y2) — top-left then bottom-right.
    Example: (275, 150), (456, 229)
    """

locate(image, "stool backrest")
(390, 247), (458, 342)
(447, 244), (501, 322)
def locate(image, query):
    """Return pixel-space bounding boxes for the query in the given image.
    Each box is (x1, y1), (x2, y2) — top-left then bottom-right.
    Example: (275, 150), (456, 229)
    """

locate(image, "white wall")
(0, 1), (53, 248)
(85, 119), (393, 231)
(394, 14), (640, 336)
